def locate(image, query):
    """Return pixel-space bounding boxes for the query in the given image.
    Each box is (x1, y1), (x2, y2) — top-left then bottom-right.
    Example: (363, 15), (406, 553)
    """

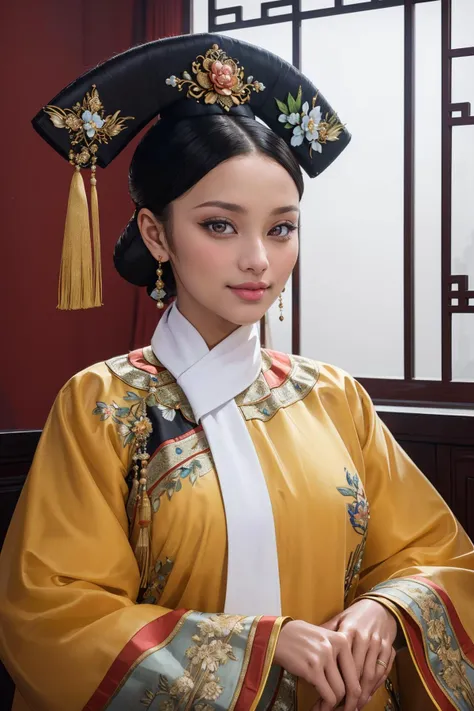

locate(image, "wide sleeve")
(344, 377), (474, 710)
(0, 365), (286, 711)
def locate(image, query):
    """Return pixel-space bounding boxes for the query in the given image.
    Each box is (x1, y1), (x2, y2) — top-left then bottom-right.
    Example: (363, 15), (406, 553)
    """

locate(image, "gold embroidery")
(111, 612), (193, 702)
(107, 352), (164, 389)
(237, 354), (319, 422)
(147, 430), (214, 513)
(106, 352), (195, 423)
(44, 85), (134, 168)
(165, 44), (265, 112)
(408, 586), (474, 706)
(344, 541), (367, 603)
(92, 389), (153, 448)
(142, 557), (174, 605)
(106, 350), (319, 425)
(337, 469), (370, 601)
(228, 619), (259, 711)
(141, 614), (245, 710)
(272, 671), (297, 711)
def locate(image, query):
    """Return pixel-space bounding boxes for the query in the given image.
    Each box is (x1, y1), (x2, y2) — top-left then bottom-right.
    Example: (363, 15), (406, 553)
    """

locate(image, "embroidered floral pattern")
(337, 469), (369, 535)
(165, 44), (265, 112)
(107, 349), (319, 425)
(145, 429), (213, 514)
(366, 578), (474, 709)
(107, 350), (196, 423)
(407, 586), (474, 707)
(94, 390), (150, 447)
(337, 468), (369, 600)
(151, 452), (213, 514)
(92, 376), (181, 448)
(141, 557), (174, 605)
(237, 353), (319, 422)
(272, 671), (297, 711)
(141, 614), (244, 709)
(44, 85), (134, 168)
(276, 86), (344, 157)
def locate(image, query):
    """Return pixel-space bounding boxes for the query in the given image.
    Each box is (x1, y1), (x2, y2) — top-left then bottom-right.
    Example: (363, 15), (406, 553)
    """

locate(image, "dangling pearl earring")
(155, 258), (166, 309)
(278, 287), (286, 321)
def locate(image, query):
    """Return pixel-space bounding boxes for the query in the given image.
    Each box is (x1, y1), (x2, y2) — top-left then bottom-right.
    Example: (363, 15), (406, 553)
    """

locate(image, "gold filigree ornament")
(44, 86), (134, 310)
(165, 44), (265, 111)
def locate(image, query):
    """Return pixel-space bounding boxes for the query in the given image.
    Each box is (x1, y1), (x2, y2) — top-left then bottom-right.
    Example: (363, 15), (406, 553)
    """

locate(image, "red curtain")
(130, 0), (189, 350)
(0, 0), (188, 430)
(145, 0), (186, 41)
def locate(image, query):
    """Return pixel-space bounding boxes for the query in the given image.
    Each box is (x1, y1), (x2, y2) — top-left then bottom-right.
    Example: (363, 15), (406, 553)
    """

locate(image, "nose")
(238, 236), (269, 275)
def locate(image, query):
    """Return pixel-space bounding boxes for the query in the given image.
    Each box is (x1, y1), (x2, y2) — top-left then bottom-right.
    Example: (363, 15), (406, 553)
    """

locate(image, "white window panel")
(300, 7), (405, 378)
(414, 0), (442, 380)
(451, 0), (474, 50)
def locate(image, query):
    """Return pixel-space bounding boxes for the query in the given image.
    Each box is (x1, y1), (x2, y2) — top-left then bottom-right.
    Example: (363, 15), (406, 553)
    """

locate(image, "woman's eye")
(269, 223), (297, 239)
(202, 220), (235, 235)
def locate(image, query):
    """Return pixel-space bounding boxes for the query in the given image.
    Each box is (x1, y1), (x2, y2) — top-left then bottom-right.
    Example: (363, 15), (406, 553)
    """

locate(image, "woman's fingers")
(351, 632), (370, 679)
(324, 661), (346, 706)
(370, 647), (397, 698)
(337, 641), (362, 711)
(310, 639), (361, 711)
(372, 641), (394, 692)
(310, 669), (338, 709)
(358, 636), (382, 706)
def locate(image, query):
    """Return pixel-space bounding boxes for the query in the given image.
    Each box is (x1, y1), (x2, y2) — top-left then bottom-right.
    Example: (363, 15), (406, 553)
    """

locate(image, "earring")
(278, 287), (286, 321)
(155, 258), (166, 309)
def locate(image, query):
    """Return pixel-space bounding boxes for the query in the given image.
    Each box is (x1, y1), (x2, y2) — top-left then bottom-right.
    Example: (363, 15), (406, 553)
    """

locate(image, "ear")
(137, 208), (171, 263)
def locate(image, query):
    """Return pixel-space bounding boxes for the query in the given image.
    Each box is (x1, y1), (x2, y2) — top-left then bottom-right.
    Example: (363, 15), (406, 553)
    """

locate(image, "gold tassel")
(90, 162), (103, 307)
(58, 166), (94, 310)
(134, 476), (152, 588)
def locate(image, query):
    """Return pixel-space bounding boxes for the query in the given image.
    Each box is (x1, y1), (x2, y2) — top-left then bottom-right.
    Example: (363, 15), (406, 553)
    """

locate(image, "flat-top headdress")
(33, 32), (351, 310)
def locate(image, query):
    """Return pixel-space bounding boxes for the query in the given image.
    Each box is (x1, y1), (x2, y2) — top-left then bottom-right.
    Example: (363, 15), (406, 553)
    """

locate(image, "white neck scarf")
(151, 303), (281, 616)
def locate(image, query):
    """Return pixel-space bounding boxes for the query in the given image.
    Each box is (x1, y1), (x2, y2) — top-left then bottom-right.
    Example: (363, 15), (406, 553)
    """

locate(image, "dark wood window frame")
(207, 0), (474, 408)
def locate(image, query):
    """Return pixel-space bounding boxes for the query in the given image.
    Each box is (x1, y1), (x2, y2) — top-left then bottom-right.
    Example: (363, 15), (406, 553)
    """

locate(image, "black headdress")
(33, 32), (351, 309)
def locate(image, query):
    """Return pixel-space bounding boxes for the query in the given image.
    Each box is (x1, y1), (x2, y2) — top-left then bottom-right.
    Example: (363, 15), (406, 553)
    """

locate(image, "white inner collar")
(151, 303), (281, 616)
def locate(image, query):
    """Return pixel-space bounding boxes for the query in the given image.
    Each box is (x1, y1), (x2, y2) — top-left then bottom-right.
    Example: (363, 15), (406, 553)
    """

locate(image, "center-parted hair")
(114, 115), (305, 301)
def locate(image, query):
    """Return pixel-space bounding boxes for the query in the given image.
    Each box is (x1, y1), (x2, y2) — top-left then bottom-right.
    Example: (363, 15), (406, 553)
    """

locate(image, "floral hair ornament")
(165, 44), (265, 112)
(33, 34), (351, 308)
(276, 86), (344, 158)
(43, 86), (134, 309)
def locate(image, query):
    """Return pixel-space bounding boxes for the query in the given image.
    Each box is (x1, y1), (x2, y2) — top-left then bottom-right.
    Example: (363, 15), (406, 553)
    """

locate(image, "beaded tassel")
(134, 457), (152, 588)
(155, 260), (166, 309)
(126, 456), (140, 522)
(278, 287), (286, 322)
(129, 381), (155, 588)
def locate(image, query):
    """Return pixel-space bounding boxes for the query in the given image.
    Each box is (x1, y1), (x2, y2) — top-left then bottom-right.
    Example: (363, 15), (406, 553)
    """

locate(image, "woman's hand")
(321, 599), (398, 707)
(274, 620), (362, 711)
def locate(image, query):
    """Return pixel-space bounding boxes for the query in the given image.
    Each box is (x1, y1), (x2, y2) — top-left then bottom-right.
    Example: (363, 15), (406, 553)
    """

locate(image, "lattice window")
(192, 0), (474, 406)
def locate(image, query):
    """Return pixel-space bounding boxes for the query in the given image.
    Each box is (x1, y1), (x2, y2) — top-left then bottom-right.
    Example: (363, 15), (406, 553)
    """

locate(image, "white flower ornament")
(157, 403), (176, 422)
(275, 86), (344, 157)
(82, 110), (104, 138)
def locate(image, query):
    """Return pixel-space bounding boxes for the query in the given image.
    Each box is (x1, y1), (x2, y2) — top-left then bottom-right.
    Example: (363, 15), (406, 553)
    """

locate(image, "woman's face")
(139, 152), (300, 344)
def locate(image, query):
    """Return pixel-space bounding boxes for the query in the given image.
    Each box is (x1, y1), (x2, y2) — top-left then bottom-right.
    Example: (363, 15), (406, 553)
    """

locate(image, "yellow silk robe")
(1, 347), (473, 711)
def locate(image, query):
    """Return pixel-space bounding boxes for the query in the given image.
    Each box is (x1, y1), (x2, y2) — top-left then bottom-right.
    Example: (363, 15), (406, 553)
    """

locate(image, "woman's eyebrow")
(271, 205), (300, 215)
(193, 201), (300, 215)
(193, 200), (246, 213)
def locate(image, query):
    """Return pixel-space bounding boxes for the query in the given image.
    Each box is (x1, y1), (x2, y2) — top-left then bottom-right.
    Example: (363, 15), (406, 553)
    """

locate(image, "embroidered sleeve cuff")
(359, 575), (474, 710)
(83, 610), (290, 711)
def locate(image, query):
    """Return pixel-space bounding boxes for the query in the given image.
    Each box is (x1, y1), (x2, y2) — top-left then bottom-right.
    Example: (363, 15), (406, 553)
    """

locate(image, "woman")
(0, 34), (473, 711)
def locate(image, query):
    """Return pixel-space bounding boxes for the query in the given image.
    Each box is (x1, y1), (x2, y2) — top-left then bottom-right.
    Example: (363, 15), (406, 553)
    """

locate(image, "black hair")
(114, 115), (304, 300)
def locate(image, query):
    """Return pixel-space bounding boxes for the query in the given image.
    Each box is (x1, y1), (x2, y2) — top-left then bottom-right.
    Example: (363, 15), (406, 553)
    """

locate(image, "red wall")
(0, 0), (147, 429)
